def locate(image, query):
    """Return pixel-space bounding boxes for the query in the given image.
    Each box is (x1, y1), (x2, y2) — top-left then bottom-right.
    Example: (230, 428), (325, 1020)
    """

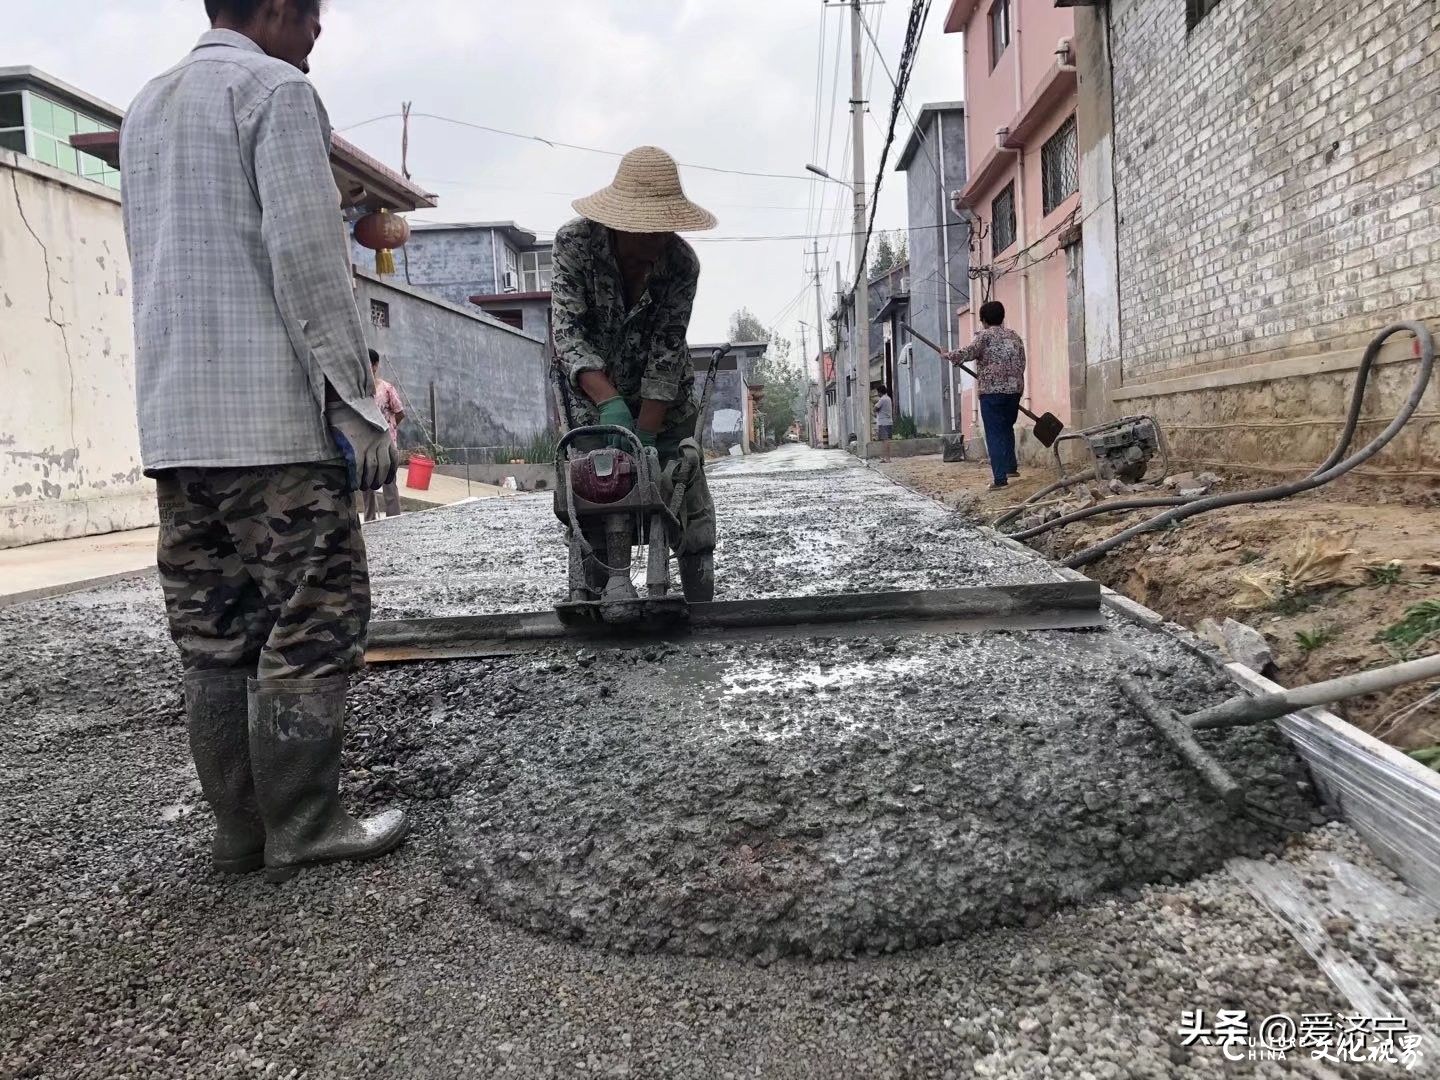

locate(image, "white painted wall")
(0, 150), (153, 550)
(1078, 128), (1121, 371)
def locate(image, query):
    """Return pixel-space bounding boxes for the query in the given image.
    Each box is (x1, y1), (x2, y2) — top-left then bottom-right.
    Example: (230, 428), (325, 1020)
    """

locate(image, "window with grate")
(1041, 115), (1078, 216)
(370, 299), (390, 328)
(988, 0), (1011, 70)
(991, 183), (1016, 255)
(1187, 0), (1223, 29)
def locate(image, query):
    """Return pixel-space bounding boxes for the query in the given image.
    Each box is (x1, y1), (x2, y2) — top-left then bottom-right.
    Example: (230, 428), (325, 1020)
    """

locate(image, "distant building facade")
(688, 341), (769, 454)
(836, 263), (909, 442)
(897, 101), (970, 437)
(353, 221), (554, 342)
(945, 0), (1079, 461)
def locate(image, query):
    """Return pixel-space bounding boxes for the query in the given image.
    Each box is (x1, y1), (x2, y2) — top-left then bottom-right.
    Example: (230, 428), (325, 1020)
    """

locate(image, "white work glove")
(326, 402), (398, 493)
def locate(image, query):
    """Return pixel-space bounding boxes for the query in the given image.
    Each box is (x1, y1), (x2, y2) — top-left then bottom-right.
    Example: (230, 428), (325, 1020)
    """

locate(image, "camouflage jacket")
(551, 217), (700, 409)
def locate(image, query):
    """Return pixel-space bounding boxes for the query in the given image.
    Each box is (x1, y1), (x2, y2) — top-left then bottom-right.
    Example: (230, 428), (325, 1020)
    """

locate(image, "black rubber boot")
(248, 676), (409, 883)
(183, 669), (265, 874)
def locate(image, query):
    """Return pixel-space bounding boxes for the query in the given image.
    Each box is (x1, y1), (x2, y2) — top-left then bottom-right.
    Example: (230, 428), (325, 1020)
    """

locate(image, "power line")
(814, 0), (886, 281)
(857, 6), (944, 187)
(854, 0), (935, 291)
(768, 279), (815, 330)
(805, 4), (831, 244)
(507, 215), (955, 246)
(418, 177), (816, 213)
(810, 3), (849, 242)
(337, 111), (815, 183)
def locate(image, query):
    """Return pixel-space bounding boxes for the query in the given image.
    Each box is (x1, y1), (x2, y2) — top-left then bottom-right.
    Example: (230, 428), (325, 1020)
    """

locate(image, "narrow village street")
(3, 0), (1438, 1075)
(3, 451), (1437, 1078)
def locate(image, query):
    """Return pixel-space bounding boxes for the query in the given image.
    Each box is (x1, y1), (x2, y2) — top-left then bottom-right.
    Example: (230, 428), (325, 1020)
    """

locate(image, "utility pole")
(798, 323), (813, 447)
(806, 242), (829, 447)
(848, 0), (871, 459)
(834, 260), (850, 448)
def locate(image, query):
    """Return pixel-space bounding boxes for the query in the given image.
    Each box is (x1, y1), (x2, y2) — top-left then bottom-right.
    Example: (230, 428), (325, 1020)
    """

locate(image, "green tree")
(871, 231), (897, 276)
(753, 353), (805, 444)
(870, 231), (908, 277)
(729, 308), (767, 344)
(728, 308), (805, 445)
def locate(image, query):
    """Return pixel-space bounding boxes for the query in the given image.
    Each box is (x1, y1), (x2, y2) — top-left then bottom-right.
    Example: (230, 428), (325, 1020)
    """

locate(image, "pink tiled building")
(944, 0), (1081, 461)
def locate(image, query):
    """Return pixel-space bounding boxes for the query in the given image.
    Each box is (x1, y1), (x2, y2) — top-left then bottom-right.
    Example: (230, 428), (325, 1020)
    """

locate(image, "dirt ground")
(877, 454), (1440, 753)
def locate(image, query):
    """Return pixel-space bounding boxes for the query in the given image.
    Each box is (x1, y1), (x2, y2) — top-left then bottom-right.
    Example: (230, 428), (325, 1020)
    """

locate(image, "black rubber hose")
(1060, 321), (1434, 569)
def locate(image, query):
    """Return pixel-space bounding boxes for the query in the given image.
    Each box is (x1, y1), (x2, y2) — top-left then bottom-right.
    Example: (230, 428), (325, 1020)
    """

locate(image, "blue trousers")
(979, 393), (1022, 485)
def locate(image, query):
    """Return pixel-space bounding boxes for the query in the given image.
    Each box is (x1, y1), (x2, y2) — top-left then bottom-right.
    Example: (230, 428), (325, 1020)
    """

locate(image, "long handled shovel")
(902, 323), (1065, 448)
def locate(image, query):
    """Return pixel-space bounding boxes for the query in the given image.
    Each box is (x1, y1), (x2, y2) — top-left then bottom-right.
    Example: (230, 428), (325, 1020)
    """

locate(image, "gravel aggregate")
(2, 450), (1437, 1078)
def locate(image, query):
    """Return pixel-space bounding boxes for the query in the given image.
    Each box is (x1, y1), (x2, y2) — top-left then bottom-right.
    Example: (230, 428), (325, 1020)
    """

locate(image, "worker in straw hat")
(551, 145), (719, 605)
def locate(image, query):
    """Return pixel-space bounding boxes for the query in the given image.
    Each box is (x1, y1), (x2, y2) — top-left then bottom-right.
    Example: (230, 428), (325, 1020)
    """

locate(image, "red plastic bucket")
(406, 454), (435, 491)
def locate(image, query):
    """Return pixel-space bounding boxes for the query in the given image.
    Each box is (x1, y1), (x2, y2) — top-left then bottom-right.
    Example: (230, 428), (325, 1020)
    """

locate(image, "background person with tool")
(944, 301), (1026, 490)
(874, 384), (895, 463)
(120, 0), (408, 882)
(550, 146), (719, 605)
(362, 349), (406, 521)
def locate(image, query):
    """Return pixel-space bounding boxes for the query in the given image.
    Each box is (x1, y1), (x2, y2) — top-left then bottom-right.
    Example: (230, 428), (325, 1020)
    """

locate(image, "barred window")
(370, 299), (390, 328)
(1041, 115), (1078, 216)
(991, 183), (1016, 255)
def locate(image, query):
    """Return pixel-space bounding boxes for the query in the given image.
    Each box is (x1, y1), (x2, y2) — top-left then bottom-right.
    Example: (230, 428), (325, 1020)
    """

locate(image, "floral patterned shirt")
(373, 378), (404, 445)
(950, 326), (1027, 396)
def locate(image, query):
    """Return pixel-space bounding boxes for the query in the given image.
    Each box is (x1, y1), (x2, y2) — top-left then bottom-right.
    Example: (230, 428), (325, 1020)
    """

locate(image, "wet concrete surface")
(4, 449), (1437, 1077)
(365, 457), (1047, 620)
(357, 454), (1319, 960)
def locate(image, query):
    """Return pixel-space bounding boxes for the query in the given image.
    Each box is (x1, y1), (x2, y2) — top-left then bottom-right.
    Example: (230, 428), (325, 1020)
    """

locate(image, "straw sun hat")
(573, 146), (718, 233)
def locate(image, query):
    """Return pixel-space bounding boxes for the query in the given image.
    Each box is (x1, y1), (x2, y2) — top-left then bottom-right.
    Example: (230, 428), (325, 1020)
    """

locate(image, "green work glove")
(638, 430), (658, 450)
(596, 397), (635, 449)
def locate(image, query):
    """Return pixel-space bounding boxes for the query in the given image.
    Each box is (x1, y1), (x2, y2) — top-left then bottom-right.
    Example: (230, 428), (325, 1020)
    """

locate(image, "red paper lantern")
(354, 209), (411, 276)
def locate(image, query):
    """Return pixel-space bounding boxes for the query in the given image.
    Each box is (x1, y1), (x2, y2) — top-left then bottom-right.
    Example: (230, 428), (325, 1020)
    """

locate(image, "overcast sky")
(9, 0), (966, 364)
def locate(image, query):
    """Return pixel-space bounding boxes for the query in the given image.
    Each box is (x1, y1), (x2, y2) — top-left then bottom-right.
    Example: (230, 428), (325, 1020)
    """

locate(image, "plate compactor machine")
(553, 423), (711, 628)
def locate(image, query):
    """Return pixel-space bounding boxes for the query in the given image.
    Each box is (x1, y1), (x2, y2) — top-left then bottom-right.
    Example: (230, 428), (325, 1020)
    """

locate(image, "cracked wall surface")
(0, 151), (153, 548)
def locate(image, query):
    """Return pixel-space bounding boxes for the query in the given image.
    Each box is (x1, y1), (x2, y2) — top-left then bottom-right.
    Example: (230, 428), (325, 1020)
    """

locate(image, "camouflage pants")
(156, 463), (369, 680)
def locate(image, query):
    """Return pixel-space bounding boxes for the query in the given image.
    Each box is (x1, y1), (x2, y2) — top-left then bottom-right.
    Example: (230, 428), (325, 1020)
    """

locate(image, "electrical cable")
(339, 111), (815, 183)
(805, 7), (830, 244)
(1040, 323), (1435, 569)
(813, 1), (849, 242)
(853, 0), (934, 286)
(419, 178), (820, 212)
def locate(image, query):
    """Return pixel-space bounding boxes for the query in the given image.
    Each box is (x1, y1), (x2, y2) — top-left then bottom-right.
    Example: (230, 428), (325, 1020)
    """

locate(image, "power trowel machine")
(551, 344), (728, 628)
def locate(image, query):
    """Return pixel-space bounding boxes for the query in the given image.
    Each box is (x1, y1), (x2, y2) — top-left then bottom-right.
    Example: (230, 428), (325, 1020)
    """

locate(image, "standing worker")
(121, 0), (408, 882)
(550, 146), (719, 605)
(363, 349), (406, 521)
(945, 301), (1026, 489)
(873, 384), (894, 463)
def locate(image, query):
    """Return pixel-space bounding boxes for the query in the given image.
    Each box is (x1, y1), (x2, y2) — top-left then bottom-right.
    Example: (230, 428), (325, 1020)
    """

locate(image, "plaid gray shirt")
(121, 30), (384, 472)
